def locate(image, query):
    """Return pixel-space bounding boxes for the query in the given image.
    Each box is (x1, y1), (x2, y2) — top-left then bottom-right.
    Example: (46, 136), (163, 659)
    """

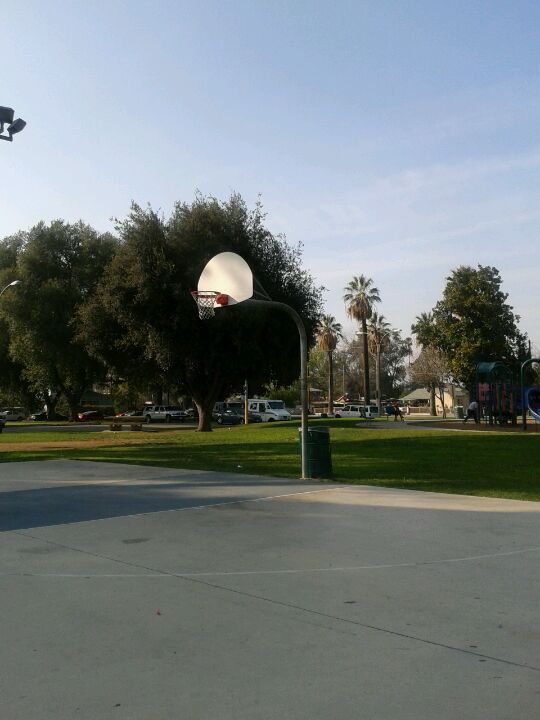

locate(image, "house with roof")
(400, 386), (469, 415)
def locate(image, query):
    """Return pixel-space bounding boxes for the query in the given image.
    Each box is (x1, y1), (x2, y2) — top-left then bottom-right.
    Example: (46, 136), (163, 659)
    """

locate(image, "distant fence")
(406, 406), (431, 414)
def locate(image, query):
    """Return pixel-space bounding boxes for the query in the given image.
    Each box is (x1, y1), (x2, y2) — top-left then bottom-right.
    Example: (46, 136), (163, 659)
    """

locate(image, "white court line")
(123, 485), (348, 517)
(3, 545), (539, 578)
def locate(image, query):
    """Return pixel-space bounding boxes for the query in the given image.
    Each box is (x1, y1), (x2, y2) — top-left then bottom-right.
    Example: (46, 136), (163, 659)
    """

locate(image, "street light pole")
(0, 280), (21, 298)
(356, 331), (366, 402)
(375, 340), (381, 414)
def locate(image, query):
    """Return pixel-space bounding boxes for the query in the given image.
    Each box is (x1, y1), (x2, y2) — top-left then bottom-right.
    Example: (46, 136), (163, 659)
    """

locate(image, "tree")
(317, 314), (343, 415)
(410, 347), (452, 418)
(412, 265), (528, 389)
(343, 275), (380, 403)
(79, 194), (322, 431)
(411, 311), (437, 414)
(1, 221), (118, 418)
(411, 312), (435, 347)
(367, 312), (391, 412)
(380, 331), (412, 398)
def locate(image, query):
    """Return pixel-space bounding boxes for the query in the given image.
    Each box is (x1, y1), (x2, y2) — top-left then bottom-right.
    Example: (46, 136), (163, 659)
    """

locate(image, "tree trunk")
(430, 386), (437, 416)
(190, 371), (224, 432)
(195, 400), (213, 432)
(152, 386), (163, 405)
(362, 317), (370, 403)
(328, 350), (334, 416)
(65, 394), (80, 421)
(438, 385), (446, 418)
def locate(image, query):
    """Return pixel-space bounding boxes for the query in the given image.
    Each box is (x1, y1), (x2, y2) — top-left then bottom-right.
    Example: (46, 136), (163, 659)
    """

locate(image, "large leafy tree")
(1, 221), (118, 418)
(410, 347), (452, 418)
(79, 194), (322, 430)
(381, 331), (412, 398)
(343, 275), (380, 403)
(412, 265), (528, 388)
(317, 314), (343, 415)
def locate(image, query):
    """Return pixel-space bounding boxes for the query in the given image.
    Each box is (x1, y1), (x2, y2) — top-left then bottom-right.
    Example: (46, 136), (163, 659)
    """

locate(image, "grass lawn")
(1, 419), (539, 501)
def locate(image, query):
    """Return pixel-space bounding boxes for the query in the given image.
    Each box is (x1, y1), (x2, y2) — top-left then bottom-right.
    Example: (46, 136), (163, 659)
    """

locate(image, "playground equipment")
(475, 362), (517, 426)
(520, 358), (540, 431)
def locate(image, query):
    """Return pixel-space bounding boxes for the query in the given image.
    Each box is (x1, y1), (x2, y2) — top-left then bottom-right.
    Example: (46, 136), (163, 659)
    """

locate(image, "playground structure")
(475, 361), (517, 426)
(473, 359), (540, 430)
(520, 358), (540, 432)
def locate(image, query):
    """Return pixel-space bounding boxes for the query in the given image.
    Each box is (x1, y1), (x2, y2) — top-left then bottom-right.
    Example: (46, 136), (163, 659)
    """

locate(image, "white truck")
(248, 399), (291, 422)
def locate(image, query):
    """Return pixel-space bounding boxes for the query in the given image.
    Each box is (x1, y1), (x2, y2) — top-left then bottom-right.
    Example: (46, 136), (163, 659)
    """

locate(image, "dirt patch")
(0, 436), (170, 452)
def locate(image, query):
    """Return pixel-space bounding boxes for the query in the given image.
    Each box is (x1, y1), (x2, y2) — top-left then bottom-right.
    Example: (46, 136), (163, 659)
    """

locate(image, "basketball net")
(191, 291), (229, 320)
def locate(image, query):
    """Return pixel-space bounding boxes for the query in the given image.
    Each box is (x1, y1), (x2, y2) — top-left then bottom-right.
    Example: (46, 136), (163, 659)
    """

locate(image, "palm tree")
(317, 315), (343, 415)
(411, 312), (434, 348)
(343, 275), (381, 404)
(368, 312), (391, 413)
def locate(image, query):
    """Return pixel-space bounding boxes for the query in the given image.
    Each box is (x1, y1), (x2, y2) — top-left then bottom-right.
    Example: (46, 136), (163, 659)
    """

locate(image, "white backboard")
(197, 252), (253, 306)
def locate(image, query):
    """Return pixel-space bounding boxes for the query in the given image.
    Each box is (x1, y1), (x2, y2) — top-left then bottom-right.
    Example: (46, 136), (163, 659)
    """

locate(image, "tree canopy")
(411, 265), (528, 387)
(79, 194), (323, 429)
(0, 221), (117, 417)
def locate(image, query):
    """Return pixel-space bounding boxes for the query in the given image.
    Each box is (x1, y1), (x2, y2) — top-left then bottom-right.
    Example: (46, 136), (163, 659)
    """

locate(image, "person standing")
(392, 401), (405, 422)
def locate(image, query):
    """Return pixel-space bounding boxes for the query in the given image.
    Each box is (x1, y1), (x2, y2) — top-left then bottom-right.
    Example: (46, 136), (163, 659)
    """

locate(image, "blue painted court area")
(1, 460), (539, 720)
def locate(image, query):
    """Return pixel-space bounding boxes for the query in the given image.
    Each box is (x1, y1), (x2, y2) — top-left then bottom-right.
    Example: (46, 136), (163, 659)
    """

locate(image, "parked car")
(213, 409), (243, 425)
(213, 401), (263, 424)
(185, 408), (198, 420)
(334, 404), (365, 419)
(0, 416), (5, 432)
(115, 410), (143, 417)
(143, 405), (187, 423)
(0, 407), (26, 421)
(77, 410), (103, 421)
(30, 411), (68, 421)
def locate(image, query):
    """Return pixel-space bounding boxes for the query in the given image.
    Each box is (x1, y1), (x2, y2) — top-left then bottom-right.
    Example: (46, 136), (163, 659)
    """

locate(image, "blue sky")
(3, 1), (540, 351)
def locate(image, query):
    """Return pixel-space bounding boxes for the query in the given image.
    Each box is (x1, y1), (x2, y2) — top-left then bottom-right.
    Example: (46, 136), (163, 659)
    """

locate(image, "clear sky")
(3, 0), (540, 352)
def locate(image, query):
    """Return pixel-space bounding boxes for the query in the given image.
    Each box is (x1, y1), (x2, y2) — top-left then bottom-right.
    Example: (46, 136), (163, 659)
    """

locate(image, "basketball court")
(1, 460), (538, 719)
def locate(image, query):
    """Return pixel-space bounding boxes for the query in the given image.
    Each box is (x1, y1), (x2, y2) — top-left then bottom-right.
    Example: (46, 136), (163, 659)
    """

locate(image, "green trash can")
(454, 405), (464, 419)
(299, 426), (332, 479)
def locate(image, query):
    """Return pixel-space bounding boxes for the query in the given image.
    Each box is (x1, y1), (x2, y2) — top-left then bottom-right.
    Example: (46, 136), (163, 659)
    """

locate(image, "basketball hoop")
(191, 290), (229, 319)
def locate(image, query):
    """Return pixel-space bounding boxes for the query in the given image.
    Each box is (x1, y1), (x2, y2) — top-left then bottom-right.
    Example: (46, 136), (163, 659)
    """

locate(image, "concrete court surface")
(0, 461), (539, 720)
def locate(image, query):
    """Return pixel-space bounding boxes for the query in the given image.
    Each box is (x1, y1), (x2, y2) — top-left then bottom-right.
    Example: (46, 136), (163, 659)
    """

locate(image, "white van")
(248, 399), (291, 422)
(334, 404), (365, 419)
(362, 405), (380, 419)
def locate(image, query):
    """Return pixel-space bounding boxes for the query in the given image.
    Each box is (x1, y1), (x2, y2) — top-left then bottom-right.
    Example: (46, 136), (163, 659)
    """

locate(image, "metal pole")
(245, 299), (309, 479)
(244, 379), (249, 425)
(521, 358), (540, 431)
(376, 342), (381, 414)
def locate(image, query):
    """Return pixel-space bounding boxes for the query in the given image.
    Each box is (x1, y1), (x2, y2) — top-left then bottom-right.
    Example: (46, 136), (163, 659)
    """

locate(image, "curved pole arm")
(244, 299), (309, 479)
(521, 358), (540, 432)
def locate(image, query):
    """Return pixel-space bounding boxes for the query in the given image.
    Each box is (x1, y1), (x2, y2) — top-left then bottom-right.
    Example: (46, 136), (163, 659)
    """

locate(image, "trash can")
(299, 426), (332, 479)
(454, 405), (464, 419)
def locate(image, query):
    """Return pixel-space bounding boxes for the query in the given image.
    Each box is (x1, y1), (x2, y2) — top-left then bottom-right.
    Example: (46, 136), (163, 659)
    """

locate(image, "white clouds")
(267, 141), (540, 341)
